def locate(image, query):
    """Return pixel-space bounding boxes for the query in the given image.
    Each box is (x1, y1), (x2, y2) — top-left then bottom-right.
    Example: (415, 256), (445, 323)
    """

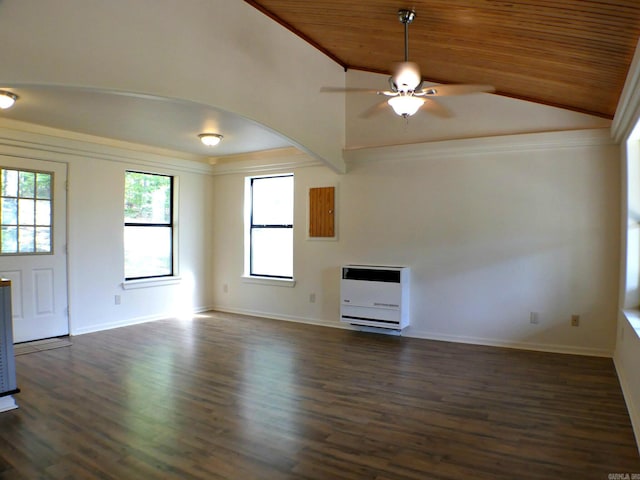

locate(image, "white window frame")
(123, 170), (180, 285)
(243, 173), (295, 287)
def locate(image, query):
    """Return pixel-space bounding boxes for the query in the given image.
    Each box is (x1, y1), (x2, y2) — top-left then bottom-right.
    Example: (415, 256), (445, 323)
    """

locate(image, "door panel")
(34, 268), (55, 315)
(0, 157), (68, 343)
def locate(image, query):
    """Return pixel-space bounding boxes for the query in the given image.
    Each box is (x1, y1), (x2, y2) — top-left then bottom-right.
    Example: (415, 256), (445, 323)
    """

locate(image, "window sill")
(622, 309), (640, 339)
(122, 276), (182, 290)
(241, 276), (296, 288)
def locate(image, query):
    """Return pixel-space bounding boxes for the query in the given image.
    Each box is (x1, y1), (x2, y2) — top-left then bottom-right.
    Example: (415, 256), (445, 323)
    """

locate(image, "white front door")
(0, 157), (68, 343)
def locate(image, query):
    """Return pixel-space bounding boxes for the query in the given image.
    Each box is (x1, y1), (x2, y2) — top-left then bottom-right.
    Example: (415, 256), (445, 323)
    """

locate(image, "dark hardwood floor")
(0, 311), (638, 479)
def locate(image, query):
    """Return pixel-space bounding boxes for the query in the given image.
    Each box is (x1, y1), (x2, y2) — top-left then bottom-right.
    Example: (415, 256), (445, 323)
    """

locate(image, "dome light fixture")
(0, 90), (18, 110)
(388, 94), (425, 118)
(198, 133), (223, 147)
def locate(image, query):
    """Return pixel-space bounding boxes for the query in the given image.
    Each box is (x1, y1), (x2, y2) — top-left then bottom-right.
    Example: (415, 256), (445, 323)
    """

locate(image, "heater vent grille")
(340, 265), (410, 331)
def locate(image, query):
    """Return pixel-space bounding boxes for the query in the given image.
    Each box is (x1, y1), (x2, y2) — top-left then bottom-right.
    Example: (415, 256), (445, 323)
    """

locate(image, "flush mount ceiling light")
(198, 133), (223, 147)
(0, 91), (18, 109)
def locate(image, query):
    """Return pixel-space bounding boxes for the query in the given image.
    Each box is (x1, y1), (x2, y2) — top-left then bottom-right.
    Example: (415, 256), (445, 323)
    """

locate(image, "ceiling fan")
(321, 9), (495, 119)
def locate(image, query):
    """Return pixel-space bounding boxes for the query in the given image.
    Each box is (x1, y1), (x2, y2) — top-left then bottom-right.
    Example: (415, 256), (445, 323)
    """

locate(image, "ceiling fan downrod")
(398, 9), (416, 62)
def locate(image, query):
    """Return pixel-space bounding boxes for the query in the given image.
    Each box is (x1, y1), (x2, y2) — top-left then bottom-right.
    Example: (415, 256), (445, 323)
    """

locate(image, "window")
(247, 174), (293, 278)
(0, 169), (52, 254)
(124, 171), (174, 280)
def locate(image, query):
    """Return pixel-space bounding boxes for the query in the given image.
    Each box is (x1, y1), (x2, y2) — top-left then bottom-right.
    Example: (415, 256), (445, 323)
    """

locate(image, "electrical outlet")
(571, 314), (580, 327)
(309, 293), (316, 303)
(223, 283), (229, 293)
(529, 312), (539, 324)
(114, 295), (121, 305)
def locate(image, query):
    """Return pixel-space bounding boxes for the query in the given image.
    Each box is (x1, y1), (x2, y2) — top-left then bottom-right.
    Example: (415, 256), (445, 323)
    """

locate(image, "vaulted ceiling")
(245, 0), (640, 119)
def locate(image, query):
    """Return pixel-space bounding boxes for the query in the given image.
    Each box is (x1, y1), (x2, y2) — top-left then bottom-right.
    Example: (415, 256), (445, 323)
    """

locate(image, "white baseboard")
(614, 354), (640, 454)
(71, 304), (614, 358)
(210, 306), (612, 357)
(211, 305), (349, 331)
(0, 395), (18, 413)
(71, 306), (214, 336)
(406, 329), (614, 357)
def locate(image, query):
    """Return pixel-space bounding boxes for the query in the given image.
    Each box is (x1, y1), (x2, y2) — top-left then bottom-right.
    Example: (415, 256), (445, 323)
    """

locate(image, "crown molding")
(209, 146), (301, 164)
(0, 118), (215, 175)
(343, 128), (615, 164)
(209, 146), (322, 175)
(612, 38), (640, 143)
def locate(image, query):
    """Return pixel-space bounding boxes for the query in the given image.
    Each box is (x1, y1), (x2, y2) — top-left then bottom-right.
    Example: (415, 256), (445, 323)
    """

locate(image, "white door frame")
(0, 156), (69, 343)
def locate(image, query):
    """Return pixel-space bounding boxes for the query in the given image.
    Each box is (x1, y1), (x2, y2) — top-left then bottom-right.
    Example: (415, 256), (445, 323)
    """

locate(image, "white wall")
(345, 70), (612, 150)
(612, 36), (640, 449)
(212, 129), (620, 356)
(0, 0), (346, 171)
(615, 135), (640, 450)
(616, 310), (640, 451)
(0, 122), (215, 335)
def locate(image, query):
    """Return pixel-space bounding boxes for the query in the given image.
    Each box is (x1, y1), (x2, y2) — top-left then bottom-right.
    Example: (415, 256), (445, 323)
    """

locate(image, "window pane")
(124, 226), (172, 278)
(124, 172), (171, 224)
(36, 173), (51, 199)
(35, 227), (51, 253)
(35, 200), (51, 226)
(0, 168), (53, 255)
(18, 198), (34, 225)
(2, 170), (18, 197)
(252, 176), (293, 225)
(18, 226), (34, 253)
(251, 228), (293, 277)
(1, 226), (17, 253)
(2, 198), (17, 225)
(19, 171), (35, 198)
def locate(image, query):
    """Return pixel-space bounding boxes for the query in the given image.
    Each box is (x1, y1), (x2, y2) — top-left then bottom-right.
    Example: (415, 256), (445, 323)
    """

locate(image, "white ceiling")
(0, 85), (292, 160)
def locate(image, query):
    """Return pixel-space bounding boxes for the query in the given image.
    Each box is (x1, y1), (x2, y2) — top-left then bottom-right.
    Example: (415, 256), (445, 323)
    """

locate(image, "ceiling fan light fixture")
(319, 8), (493, 120)
(394, 62), (422, 92)
(0, 90), (18, 109)
(388, 95), (424, 117)
(199, 133), (223, 146)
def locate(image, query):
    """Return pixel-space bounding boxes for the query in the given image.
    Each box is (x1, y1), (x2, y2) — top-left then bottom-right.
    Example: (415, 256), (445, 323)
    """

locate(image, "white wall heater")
(340, 265), (410, 330)
(0, 279), (19, 412)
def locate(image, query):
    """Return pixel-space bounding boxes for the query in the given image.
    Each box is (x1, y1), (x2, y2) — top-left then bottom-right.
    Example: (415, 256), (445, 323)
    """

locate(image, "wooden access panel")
(309, 187), (334, 237)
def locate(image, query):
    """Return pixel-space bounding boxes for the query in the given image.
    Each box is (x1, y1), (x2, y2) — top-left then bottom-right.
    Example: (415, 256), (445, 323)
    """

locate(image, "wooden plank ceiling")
(245, 0), (640, 119)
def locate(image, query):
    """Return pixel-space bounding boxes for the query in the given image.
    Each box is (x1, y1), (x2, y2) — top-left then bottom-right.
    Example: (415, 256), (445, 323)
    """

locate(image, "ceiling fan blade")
(359, 99), (391, 119)
(422, 98), (453, 118)
(320, 86), (380, 94)
(391, 61), (422, 91)
(416, 84), (495, 96)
